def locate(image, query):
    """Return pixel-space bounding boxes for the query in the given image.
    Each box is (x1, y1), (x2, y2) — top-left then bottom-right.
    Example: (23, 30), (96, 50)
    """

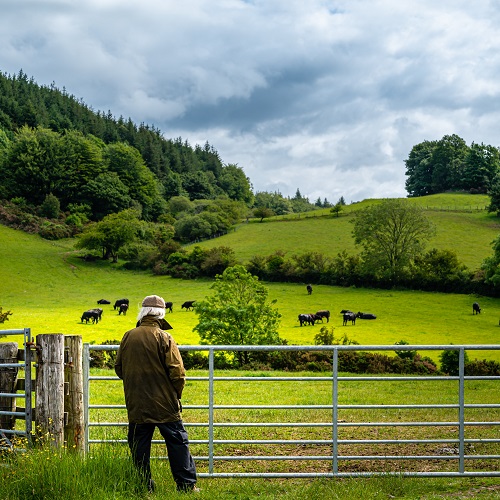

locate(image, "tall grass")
(1, 446), (499, 499)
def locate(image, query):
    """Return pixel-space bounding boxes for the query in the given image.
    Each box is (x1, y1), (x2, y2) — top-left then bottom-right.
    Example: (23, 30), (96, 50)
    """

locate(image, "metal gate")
(84, 343), (500, 478)
(0, 328), (34, 451)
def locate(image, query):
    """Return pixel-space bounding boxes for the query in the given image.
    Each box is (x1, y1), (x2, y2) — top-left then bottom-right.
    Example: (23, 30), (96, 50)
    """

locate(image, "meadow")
(1, 193), (500, 498)
(1, 194), (499, 363)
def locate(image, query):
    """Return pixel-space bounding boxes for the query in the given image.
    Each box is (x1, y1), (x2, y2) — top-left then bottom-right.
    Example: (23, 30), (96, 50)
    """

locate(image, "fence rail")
(0, 328), (33, 450)
(84, 344), (500, 478)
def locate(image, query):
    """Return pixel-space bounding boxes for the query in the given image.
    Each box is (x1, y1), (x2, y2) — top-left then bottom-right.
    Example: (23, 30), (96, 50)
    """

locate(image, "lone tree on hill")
(194, 265), (281, 366)
(351, 199), (435, 282)
(75, 209), (143, 262)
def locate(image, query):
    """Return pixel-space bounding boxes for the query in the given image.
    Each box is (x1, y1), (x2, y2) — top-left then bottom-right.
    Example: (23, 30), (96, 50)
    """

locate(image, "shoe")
(177, 484), (200, 493)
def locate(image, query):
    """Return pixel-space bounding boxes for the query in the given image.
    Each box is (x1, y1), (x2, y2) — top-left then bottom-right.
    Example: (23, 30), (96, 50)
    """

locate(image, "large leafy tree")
(194, 265), (281, 366)
(1, 126), (62, 204)
(404, 140), (437, 197)
(462, 142), (500, 193)
(75, 209), (142, 262)
(352, 199), (435, 282)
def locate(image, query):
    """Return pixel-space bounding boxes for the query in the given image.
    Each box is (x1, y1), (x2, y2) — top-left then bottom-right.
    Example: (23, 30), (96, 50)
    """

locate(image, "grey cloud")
(1, 0), (500, 201)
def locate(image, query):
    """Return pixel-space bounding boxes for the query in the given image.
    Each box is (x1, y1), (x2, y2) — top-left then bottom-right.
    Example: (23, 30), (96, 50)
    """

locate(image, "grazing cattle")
(340, 309), (352, 314)
(181, 301), (196, 311)
(97, 299), (110, 305)
(298, 313), (317, 326)
(90, 308), (103, 321)
(118, 303), (129, 315)
(306, 284), (313, 295)
(81, 310), (99, 324)
(165, 301), (173, 313)
(472, 302), (481, 315)
(114, 298), (129, 310)
(356, 312), (377, 320)
(343, 312), (356, 326)
(315, 310), (330, 323)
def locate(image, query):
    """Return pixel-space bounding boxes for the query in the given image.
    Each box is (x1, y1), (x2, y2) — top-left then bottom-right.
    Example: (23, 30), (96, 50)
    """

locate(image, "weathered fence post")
(64, 335), (84, 453)
(0, 342), (19, 430)
(35, 334), (65, 447)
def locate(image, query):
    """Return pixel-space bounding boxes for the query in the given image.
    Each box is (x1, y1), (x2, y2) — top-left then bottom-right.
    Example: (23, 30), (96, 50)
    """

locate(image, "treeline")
(405, 134), (500, 197)
(0, 70), (325, 235)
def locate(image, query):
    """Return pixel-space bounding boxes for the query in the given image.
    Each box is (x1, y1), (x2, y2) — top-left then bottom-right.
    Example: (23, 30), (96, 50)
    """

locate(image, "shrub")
(394, 339), (417, 360)
(39, 193), (61, 219)
(89, 340), (121, 369)
(439, 347), (469, 375)
(38, 221), (72, 240)
(465, 358), (500, 376)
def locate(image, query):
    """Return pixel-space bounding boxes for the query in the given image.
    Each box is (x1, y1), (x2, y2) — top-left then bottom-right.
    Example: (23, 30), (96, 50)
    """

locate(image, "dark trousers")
(128, 421), (197, 491)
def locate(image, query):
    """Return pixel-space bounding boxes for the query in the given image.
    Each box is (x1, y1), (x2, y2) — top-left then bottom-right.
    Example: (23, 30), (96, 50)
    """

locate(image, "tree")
(330, 202), (343, 217)
(194, 265), (282, 366)
(253, 207), (274, 222)
(218, 164), (254, 204)
(75, 209), (142, 262)
(480, 233), (500, 287)
(351, 199), (435, 282)
(39, 193), (61, 218)
(487, 173), (500, 216)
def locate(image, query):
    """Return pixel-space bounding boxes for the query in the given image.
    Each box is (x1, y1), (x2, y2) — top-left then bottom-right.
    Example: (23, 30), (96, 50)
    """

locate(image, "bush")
(465, 358), (500, 376)
(394, 339), (417, 360)
(39, 193), (60, 219)
(38, 221), (72, 240)
(89, 340), (121, 369)
(439, 347), (469, 375)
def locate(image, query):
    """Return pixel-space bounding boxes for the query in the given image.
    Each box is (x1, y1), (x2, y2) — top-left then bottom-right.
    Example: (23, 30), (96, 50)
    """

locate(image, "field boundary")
(84, 344), (500, 478)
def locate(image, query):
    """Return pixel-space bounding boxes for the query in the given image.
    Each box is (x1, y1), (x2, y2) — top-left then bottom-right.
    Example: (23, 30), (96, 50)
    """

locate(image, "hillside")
(1, 193), (499, 364)
(193, 193), (495, 271)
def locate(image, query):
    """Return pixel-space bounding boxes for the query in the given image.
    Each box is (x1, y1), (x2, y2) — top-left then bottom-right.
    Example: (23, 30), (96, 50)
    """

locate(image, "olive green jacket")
(115, 316), (185, 423)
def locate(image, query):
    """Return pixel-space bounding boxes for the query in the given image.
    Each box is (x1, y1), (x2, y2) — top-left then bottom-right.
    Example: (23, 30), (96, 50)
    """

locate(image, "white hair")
(137, 306), (165, 323)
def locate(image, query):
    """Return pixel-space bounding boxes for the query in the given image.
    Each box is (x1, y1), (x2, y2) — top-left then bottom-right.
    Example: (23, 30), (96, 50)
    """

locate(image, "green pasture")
(0, 221), (499, 363)
(195, 194), (497, 271)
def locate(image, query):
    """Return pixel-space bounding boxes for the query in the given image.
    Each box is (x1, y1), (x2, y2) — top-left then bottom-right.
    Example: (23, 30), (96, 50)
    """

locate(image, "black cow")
(181, 301), (196, 311)
(118, 303), (129, 315)
(165, 301), (173, 313)
(343, 312), (356, 326)
(97, 299), (111, 305)
(356, 312), (377, 320)
(473, 302), (481, 315)
(114, 298), (129, 310)
(81, 310), (99, 324)
(315, 310), (330, 323)
(90, 308), (103, 321)
(306, 284), (313, 295)
(298, 313), (316, 326)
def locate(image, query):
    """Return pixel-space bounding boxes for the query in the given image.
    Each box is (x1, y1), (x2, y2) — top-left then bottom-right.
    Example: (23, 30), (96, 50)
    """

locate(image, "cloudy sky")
(1, 0), (500, 203)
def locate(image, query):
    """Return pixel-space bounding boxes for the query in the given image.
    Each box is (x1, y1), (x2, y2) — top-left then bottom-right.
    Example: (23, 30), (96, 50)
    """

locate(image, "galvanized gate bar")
(84, 344), (500, 478)
(0, 328), (33, 444)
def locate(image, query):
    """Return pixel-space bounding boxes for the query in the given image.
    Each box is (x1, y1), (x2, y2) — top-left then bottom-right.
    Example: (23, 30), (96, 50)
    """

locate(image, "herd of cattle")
(80, 294), (483, 327)
(80, 299), (197, 324)
(297, 309), (377, 327)
(298, 302), (483, 327)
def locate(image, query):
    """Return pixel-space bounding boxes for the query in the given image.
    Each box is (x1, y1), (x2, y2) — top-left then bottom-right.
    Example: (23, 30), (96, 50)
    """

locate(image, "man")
(115, 294), (198, 493)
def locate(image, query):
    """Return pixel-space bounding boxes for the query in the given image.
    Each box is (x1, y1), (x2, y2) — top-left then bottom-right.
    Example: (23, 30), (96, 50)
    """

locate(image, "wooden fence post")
(0, 342), (19, 430)
(64, 335), (84, 453)
(35, 334), (65, 447)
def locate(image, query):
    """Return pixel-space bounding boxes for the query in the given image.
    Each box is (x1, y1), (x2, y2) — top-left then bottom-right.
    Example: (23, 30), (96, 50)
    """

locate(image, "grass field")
(1, 194), (500, 498)
(194, 194), (496, 270)
(1, 195), (500, 363)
